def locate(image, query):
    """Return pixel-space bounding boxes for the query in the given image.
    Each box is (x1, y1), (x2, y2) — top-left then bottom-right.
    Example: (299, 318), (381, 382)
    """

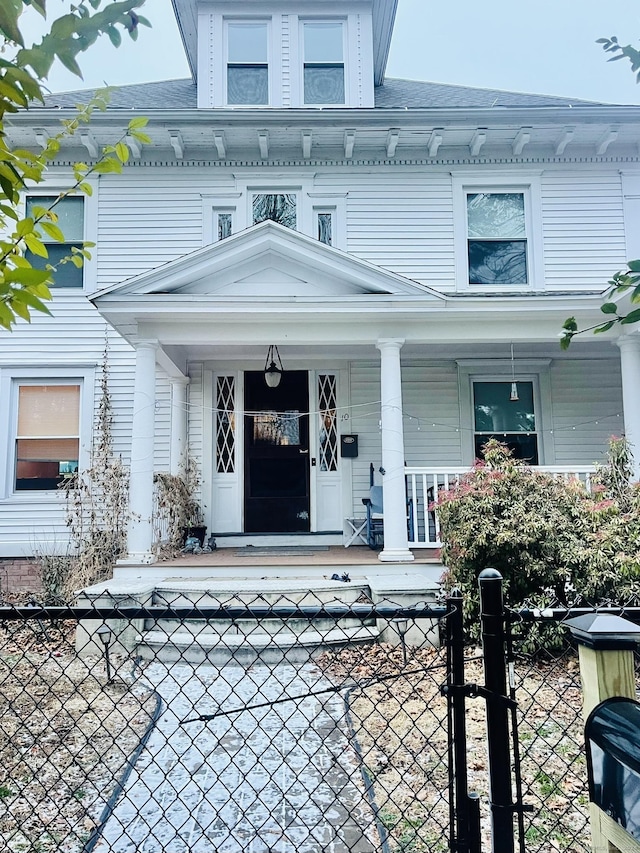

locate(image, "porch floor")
(159, 545), (442, 570)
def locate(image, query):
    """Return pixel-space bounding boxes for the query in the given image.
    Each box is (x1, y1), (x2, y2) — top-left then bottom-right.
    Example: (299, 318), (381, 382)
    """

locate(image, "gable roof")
(41, 76), (604, 111)
(93, 220), (444, 300)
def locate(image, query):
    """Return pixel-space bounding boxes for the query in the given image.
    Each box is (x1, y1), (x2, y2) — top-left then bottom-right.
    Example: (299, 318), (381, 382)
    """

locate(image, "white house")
(2, 0), (640, 576)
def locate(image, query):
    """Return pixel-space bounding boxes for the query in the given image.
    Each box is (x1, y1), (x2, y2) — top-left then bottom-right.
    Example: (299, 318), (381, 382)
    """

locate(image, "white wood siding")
(95, 172), (205, 292)
(550, 358), (624, 465)
(342, 171), (456, 288)
(92, 166), (631, 295)
(348, 356), (622, 516)
(541, 171), (627, 291)
(0, 294), (172, 557)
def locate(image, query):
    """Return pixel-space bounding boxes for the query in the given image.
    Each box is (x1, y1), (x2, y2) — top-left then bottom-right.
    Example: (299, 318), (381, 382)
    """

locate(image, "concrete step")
(151, 577), (370, 608)
(137, 624), (380, 665)
(148, 616), (374, 634)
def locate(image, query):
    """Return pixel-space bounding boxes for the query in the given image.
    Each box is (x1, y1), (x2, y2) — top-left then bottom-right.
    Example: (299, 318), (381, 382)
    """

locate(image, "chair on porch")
(362, 463), (415, 550)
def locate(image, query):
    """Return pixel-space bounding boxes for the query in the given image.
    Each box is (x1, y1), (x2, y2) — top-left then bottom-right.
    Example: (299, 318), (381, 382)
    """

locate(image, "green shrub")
(437, 438), (640, 635)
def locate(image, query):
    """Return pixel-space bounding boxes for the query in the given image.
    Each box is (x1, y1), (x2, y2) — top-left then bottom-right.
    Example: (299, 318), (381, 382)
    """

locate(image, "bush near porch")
(436, 438), (640, 632)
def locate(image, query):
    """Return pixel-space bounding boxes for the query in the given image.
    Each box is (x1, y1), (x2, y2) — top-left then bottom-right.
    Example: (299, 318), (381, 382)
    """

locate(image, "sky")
(23, 0), (640, 105)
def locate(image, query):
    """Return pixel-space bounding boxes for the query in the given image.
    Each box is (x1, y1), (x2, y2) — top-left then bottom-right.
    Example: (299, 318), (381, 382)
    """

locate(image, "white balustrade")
(405, 465), (596, 548)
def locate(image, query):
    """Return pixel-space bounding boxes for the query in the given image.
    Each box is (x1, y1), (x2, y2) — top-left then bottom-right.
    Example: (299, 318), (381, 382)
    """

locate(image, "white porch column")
(376, 339), (414, 563)
(125, 340), (158, 563)
(617, 333), (640, 480)
(169, 377), (189, 476)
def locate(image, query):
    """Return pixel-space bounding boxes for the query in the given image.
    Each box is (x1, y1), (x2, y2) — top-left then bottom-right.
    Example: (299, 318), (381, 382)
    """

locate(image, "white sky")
(25, 0), (640, 105)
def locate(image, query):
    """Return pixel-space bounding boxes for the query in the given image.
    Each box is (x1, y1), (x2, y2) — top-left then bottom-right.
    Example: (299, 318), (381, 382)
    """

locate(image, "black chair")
(362, 464), (384, 549)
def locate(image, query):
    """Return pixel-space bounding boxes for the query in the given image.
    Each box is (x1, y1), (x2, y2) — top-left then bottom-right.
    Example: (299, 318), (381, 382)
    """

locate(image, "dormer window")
(226, 22), (269, 105)
(302, 22), (345, 105)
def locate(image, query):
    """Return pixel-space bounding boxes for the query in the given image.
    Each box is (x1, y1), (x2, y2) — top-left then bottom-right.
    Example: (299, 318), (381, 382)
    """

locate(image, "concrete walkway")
(94, 662), (381, 853)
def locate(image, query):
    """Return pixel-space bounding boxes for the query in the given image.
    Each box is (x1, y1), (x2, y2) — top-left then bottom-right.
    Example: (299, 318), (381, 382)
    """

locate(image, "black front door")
(244, 371), (310, 533)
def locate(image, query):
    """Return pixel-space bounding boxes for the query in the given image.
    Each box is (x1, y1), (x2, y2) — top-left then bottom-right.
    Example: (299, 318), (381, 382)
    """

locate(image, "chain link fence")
(0, 595), (450, 853)
(1, 590), (639, 853)
(509, 603), (640, 853)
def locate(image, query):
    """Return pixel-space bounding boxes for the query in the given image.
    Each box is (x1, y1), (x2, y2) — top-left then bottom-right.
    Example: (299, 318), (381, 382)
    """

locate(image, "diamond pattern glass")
(318, 374), (338, 472)
(216, 376), (235, 474)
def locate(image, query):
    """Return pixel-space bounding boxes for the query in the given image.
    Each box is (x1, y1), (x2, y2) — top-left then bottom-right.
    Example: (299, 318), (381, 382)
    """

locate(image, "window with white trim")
(25, 195), (84, 288)
(215, 210), (234, 241)
(252, 192), (297, 229)
(226, 21), (269, 105)
(473, 380), (539, 463)
(315, 209), (334, 246)
(14, 383), (80, 491)
(302, 21), (345, 105)
(466, 192), (527, 285)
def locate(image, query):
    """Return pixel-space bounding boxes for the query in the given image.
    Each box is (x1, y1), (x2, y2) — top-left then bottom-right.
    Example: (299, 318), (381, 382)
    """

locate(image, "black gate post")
(479, 568), (514, 853)
(446, 588), (482, 853)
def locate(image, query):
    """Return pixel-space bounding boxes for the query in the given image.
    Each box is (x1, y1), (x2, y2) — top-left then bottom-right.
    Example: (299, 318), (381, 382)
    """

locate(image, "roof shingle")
(41, 76), (603, 111)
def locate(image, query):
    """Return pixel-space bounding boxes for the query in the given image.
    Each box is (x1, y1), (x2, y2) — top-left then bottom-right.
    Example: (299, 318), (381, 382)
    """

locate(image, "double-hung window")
(473, 380), (539, 464)
(25, 195), (84, 288)
(302, 22), (345, 105)
(226, 22), (269, 105)
(14, 383), (80, 491)
(466, 192), (528, 285)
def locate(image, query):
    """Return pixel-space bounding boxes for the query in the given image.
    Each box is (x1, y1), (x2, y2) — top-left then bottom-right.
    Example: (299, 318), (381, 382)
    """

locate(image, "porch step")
(151, 577), (370, 608)
(134, 576), (377, 663)
(137, 624), (379, 665)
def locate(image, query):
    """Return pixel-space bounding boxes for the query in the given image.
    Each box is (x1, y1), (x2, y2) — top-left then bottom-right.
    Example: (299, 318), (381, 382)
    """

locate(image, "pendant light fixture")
(510, 342), (519, 402)
(264, 345), (284, 388)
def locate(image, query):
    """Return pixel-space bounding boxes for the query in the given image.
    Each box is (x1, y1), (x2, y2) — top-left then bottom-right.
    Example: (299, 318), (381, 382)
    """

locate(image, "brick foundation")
(0, 558), (42, 594)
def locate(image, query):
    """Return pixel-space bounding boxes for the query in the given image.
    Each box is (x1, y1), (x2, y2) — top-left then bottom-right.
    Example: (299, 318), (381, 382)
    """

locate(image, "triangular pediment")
(93, 220), (444, 301)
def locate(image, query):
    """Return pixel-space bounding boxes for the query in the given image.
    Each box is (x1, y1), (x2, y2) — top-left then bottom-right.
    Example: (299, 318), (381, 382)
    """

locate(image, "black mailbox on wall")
(340, 435), (358, 458)
(586, 697), (640, 842)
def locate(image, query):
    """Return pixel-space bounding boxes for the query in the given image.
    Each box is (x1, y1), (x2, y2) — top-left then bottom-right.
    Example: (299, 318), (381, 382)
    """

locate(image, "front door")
(244, 371), (310, 533)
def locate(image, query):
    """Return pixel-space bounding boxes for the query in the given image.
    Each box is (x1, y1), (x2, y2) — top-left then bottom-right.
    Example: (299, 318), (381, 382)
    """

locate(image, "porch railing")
(405, 465), (596, 548)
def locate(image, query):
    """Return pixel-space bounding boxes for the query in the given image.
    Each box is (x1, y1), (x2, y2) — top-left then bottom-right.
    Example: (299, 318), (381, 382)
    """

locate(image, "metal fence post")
(446, 588), (482, 853)
(479, 568), (514, 853)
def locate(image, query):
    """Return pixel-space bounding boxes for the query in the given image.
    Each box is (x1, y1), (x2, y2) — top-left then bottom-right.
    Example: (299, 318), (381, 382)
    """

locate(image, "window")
(226, 22), (269, 105)
(303, 22), (345, 105)
(466, 192), (527, 285)
(25, 196), (84, 288)
(473, 381), (538, 464)
(14, 384), (80, 491)
(216, 211), (233, 241)
(252, 193), (297, 229)
(316, 211), (333, 246)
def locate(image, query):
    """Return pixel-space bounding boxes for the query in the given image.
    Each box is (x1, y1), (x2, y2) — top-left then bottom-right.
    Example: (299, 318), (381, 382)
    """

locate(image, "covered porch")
(90, 222), (640, 572)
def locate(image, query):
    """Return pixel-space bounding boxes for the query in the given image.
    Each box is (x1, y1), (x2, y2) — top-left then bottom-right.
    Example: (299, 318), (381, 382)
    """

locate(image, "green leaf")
(594, 321), (617, 335)
(40, 222), (66, 243)
(115, 141), (129, 163)
(0, 301), (14, 329)
(23, 233), (48, 258)
(600, 302), (618, 315)
(107, 26), (122, 48)
(5, 267), (52, 286)
(10, 299), (30, 322)
(562, 317), (578, 332)
(621, 308), (640, 325)
(15, 218), (34, 239)
(0, 1), (24, 47)
(79, 182), (94, 196)
(128, 116), (149, 130)
(93, 157), (123, 174)
(129, 129), (151, 144)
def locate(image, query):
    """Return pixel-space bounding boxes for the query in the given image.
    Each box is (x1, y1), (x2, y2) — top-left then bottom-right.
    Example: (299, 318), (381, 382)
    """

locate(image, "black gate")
(0, 577), (609, 853)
